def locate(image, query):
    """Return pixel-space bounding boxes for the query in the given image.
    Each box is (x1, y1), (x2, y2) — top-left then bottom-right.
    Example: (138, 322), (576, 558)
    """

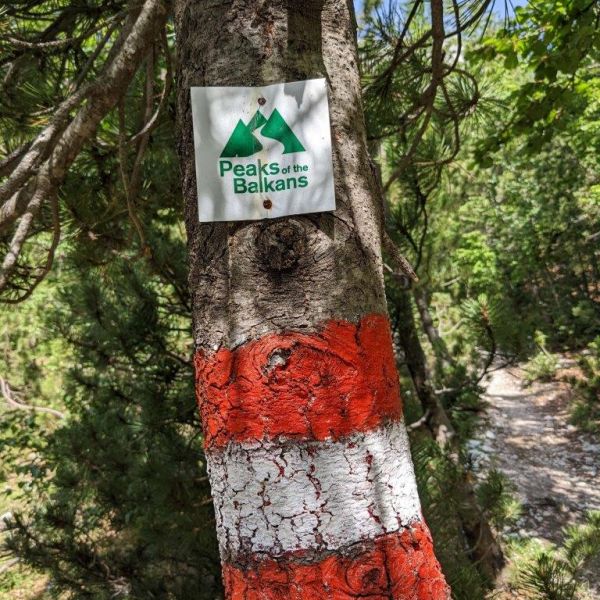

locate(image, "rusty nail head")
(263, 199), (272, 209)
(258, 97), (266, 106)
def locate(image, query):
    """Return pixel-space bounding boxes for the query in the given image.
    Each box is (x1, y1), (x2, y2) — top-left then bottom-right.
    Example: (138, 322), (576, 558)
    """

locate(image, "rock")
(582, 442), (600, 453)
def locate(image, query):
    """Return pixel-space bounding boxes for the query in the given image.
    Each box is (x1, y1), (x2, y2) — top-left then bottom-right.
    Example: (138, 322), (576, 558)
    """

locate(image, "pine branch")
(0, 180), (49, 291)
(0, 376), (65, 420)
(382, 230), (418, 282)
(0, 143), (32, 179)
(129, 26), (173, 145)
(0, 0), (169, 299)
(1, 193), (61, 304)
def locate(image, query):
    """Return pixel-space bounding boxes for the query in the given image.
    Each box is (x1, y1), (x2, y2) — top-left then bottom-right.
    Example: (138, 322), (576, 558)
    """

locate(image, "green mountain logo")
(220, 109), (306, 158)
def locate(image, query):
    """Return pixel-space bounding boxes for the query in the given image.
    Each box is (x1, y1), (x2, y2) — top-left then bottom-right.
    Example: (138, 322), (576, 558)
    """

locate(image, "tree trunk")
(394, 291), (505, 583)
(412, 285), (454, 371)
(395, 292), (456, 447)
(175, 1), (449, 597)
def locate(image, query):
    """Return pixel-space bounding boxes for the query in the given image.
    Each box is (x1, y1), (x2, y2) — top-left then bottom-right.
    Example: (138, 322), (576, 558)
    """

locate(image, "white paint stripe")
(207, 420), (422, 559)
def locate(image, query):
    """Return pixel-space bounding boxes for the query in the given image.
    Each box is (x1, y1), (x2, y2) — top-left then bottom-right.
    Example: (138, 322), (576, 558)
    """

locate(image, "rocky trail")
(470, 360), (600, 543)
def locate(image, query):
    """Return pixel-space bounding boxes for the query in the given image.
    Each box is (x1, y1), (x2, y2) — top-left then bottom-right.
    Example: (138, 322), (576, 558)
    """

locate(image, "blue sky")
(353, 0), (528, 19)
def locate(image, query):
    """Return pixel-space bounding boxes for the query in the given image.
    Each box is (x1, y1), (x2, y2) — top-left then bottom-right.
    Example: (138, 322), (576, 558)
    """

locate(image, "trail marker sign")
(190, 79), (335, 222)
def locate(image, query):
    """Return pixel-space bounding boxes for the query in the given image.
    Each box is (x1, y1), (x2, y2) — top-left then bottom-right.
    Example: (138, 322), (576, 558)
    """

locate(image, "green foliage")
(0, 276), (68, 575)
(372, 10), (600, 595)
(430, 59), (600, 355)
(410, 436), (490, 599)
(5, 257), (222, 599)
(1, 0), (599, 597)
(523, 352), (559, 385)
(513, 512), (600, 600)
(471, 0), (600, 151)
(524, 332), (559, 385)
(460, 294), (504, 351)
(0, 11), (222, 592)
(454, 233), (499, 294)
(570, 337), (600, 433)
(476, 469), (521, 531)
(519, 552), (579, 600)
(563, 512), (600, 570)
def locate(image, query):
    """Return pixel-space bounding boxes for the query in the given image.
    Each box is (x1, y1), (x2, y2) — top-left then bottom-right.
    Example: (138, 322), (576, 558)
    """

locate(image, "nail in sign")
(190, 78), (336, 222)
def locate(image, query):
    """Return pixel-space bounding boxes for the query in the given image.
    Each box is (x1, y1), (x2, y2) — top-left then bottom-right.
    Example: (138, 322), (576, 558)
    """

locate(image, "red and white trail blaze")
(195, 314), (450, 599)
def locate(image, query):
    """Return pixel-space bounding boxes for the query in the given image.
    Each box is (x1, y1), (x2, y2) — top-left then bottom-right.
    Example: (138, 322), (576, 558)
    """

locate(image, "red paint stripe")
(195, 314), (403, 448)
(222, 521), (450, 600)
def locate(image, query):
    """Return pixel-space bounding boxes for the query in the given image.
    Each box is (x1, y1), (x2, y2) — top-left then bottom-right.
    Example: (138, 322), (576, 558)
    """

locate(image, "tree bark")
(394, 291), (504, 583)
(395, 292), (455, 447)
(412, 285), (454, 371)
(175, 1), (449, 597)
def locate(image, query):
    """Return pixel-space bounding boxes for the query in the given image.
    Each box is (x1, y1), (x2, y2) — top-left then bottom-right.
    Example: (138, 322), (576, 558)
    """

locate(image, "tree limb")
(382, 231), (418, 282)
(0, 0), (169, 297)
(0, 376), (65, 420)
(129, 26), (173, 145)
(0, 180), (49, 291)
(1, 193), (61, 304)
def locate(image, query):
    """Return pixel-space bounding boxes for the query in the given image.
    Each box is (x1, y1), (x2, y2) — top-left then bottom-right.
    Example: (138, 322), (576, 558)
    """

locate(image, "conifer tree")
(175, 1), (449, 597)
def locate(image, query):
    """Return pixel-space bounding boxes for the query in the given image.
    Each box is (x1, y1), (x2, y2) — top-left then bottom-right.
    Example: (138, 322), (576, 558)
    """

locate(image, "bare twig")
(5, 12), (124, 52)
(130, 47), (156, 197)
(382, 231), (418, 281)
(0, 142), (32, 179)
(382, 0), (445, 192)
(0, 376), (65, 420)
(118, 100), (148, 255)
(72, 15), (124, 90)
(407, 409), (431, 431)
(476, 318), (498, 384)
(0, 85), (88, 217)
(0, 1), (166, 224)
(129, 27), (173, 145)
(0, 180), (49, 291)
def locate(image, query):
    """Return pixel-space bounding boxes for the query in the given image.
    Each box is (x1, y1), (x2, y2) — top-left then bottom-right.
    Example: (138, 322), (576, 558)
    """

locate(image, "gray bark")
(413, 284), (455, 369)
(175, 0), (387, 349)
(174, 2), (450, 597)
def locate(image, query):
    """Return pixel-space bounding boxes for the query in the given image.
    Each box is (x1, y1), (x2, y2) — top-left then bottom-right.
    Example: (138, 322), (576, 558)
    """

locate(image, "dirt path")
(470, 362), (600, 543)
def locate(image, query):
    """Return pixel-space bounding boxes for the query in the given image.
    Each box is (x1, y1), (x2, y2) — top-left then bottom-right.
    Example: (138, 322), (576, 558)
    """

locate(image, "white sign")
(190, 79), (336, 222)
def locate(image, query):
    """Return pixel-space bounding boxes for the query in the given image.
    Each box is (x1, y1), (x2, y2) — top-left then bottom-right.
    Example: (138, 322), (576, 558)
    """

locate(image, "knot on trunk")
(256, 220), (307, 272)
(264, 347), (292, 375)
